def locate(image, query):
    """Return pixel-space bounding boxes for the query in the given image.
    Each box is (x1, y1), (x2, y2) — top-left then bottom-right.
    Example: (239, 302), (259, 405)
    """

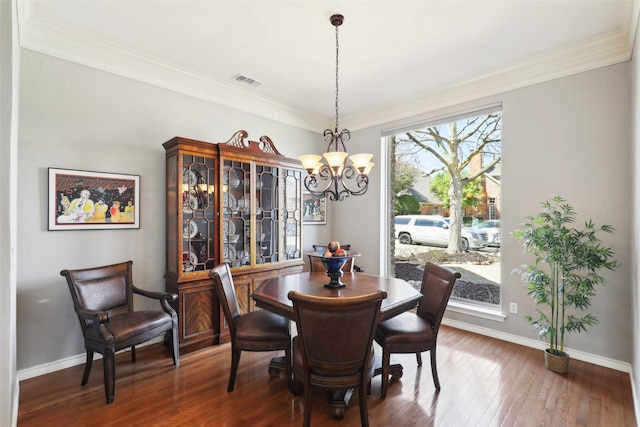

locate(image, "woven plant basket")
(544, 349), (569, 374)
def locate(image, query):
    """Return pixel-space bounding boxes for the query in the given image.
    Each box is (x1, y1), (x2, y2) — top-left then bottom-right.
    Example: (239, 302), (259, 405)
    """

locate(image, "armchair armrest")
(133, 286), (178, 318)
(75, 305), (109, 324)
(133, 286), (177, 302)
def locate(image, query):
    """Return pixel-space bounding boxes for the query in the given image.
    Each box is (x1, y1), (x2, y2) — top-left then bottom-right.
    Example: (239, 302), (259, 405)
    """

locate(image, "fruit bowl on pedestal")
(307, 251), (361, 288)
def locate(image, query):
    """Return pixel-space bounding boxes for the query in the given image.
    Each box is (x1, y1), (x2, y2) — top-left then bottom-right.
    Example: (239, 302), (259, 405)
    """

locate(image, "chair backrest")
(310, 244), (354, 272)
(61, 261), (134, 335)
(209, 263), (241, 336)
(417, 262), (461, 329)
(288, 290), (386, 377)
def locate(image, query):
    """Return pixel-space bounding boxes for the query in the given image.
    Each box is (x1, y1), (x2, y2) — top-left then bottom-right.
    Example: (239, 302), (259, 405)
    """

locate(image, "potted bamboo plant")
(513, 196), (619, 373)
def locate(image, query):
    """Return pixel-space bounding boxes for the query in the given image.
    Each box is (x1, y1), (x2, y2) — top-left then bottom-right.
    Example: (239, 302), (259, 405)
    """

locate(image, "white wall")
(15, 49), (323, 372)
(339, 62), (633, 364)
(1, 1), (19, 425)
(631, 6), (640, 415)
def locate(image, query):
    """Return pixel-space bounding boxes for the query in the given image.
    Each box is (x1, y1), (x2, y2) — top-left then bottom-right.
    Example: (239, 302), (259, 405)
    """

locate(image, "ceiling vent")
(233, 74), (262, 88)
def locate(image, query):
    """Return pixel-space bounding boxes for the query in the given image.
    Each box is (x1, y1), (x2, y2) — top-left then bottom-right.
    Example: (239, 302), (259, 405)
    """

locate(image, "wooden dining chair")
(288, 290), (387, 427)
(60, 260), (179, 404)
(374, 262), (460, 398)
(209, 263), (292, 392)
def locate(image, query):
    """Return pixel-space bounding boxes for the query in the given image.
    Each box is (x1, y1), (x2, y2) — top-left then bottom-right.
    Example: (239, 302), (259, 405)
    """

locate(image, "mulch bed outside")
(394, 250), (500, 305)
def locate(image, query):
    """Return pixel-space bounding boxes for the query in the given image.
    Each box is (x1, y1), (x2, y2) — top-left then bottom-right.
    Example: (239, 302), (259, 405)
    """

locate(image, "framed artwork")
(302, 192), (327, 225)
(48, 168), (140, 230)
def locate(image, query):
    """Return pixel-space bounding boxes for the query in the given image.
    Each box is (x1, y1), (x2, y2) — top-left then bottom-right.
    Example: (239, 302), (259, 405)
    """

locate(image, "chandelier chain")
(334, 23), (340, 134)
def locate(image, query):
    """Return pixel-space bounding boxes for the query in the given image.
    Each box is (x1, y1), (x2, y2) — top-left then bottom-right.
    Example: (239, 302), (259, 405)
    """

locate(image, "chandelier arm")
(338, 166), (370, 196)
(303, 176), (339, 201)
(302, 166), (336, 197)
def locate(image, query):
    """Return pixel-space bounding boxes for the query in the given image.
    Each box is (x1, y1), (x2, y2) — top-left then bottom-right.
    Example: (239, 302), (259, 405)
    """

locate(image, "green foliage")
(429, 173), (449, 206)
(395, 194), (420, 215)
(513, 196), (619, 356)
(429, 173), (482, 208)
(392, 161), (421, 195)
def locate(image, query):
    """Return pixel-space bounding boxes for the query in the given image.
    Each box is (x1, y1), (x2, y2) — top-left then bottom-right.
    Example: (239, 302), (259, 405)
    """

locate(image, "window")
(390, 108), (502, 312)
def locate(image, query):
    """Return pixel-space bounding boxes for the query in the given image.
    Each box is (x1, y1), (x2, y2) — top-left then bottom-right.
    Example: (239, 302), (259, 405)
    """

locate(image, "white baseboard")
(12, 381), (19, 427)
(630, 366), (640, 427)
(17, 336), (165, 382)
(442, 318), (632, 373)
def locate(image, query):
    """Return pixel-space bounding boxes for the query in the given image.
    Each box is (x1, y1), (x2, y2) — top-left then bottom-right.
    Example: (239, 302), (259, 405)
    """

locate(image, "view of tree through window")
(390, 110), (502, 307)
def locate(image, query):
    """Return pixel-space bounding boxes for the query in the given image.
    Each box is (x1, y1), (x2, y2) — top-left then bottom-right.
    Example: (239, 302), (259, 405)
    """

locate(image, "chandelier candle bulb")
(323, 151), (348, 169)
(349, 153), (374, 173)
(299, 155), (322, 174)
(364, 162), (374, 175)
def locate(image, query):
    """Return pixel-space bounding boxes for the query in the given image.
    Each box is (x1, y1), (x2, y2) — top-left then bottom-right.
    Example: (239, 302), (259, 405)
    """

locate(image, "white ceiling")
(17, 0), (638, 132)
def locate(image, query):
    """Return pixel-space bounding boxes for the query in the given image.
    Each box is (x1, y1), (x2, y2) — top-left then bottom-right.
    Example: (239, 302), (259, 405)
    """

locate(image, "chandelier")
(299, 14), (374, 201)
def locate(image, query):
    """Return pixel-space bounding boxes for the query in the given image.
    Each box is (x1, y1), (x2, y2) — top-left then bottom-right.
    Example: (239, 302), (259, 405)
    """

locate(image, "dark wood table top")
(252, 272), (422, 321)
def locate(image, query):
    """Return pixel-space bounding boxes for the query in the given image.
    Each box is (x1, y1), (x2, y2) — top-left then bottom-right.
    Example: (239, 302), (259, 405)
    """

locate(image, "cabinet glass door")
(221, 160), (302, 267)
(182, 155), (216, 273)
(281, 168), (302, 261)
(222, 160), (249, 266)
(256, 165), (278, 264)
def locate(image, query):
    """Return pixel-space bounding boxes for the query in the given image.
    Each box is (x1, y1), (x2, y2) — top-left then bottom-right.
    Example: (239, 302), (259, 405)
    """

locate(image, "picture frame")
(302, 192), (327, 225)
(48, 168), (140, 230)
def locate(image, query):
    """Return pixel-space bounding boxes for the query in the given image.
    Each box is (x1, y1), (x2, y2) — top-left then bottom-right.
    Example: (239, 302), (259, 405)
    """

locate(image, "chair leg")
(284, 343), (293, 393)
(430, 348), (441, 391)
(380, 348), (391, 399)
(131, 346), (136, 363)
(303, 378), (312, 427)
(359, 382), (370, 427)
(170, 328), (180, 367)
(227, 346), (241, 392)
(291, 370), (303, 396)
(103, 347), (116, 404)
(416, 352), (422, 366)
(81, 350), (94, 386)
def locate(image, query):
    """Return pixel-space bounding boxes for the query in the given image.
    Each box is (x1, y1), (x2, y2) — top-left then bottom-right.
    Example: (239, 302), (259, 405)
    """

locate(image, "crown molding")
(17, 12), (327, 133)
(344, 29), (633, 131)
(17, 0), (638, 134)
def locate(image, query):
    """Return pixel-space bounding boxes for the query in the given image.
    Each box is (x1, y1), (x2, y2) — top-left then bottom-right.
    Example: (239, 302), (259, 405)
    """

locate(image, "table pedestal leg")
(268, 356), (287, 377)
(267, 355), (404, 419)
(328, 389), (352, 419)
(373, 355), (404, 380)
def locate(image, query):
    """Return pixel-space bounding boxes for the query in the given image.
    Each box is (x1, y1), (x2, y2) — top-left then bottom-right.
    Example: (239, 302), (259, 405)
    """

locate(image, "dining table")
(252, 271), (422, 418)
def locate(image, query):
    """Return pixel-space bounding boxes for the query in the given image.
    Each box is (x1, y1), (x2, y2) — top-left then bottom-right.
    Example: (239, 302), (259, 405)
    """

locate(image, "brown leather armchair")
(60, 260), (179, 404)
(374, 262), (460, 398)
(209, 263), (292, 392)
(289, 290), (387, 427)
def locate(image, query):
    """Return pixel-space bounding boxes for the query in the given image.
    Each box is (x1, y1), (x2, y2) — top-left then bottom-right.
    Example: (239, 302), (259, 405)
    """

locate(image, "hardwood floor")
(18, 326), (636, 427)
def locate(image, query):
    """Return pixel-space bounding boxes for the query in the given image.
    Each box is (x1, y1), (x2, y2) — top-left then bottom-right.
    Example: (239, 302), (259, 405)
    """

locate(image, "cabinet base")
(174, 336), (219, 355)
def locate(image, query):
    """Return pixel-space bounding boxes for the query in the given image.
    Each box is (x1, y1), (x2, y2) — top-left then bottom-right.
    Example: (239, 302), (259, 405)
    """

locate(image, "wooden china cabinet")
(164, 130), (304, 353)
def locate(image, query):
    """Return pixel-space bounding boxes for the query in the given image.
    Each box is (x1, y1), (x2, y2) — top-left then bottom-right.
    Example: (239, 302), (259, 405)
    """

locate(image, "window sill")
(447, 300), (506, 322)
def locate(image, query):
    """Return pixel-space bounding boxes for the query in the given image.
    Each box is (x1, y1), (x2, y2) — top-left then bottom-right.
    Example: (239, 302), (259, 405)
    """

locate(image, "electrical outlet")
(509, 302), (518, 314)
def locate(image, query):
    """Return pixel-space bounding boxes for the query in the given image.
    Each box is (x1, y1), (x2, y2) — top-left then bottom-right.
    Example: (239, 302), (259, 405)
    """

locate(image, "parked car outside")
(476, 220), (501, 246)
(394, 215), (489, 250)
